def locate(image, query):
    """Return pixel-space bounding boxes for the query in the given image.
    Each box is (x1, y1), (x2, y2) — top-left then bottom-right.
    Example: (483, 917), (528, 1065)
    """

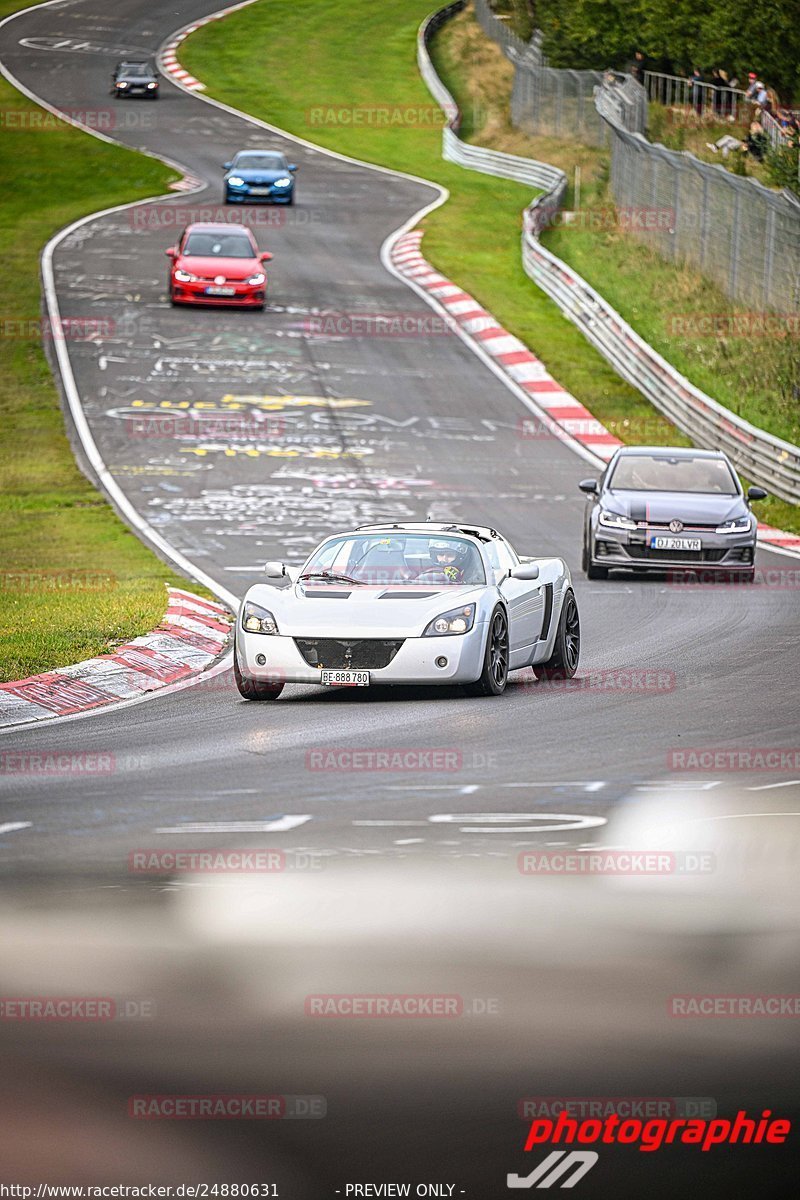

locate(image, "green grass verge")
(181, 0), (797, 535)
(0, 0), (210, 683)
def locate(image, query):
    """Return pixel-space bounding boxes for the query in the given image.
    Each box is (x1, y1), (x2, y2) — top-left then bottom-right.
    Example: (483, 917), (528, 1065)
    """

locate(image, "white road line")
(352, 820), (429, 827)
(155, 816), (311, 833)
(0, 822), (32, 835)
(746, 780), (800, 791)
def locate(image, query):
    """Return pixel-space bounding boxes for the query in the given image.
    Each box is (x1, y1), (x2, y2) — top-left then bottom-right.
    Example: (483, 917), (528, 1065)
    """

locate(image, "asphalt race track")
(0, 1), (799, 1194)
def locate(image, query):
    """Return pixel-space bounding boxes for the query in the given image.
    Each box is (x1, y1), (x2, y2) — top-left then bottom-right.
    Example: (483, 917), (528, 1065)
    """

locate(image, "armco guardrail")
(418, 4), (800, 503)
(418, 4), (566, 202)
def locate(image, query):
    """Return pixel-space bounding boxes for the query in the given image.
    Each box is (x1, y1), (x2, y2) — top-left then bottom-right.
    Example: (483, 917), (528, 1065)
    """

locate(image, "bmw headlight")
(117, 81), (128, 88)
(227, 176), (245, 187)
(716, 516), (752, 535)
(245, 272), (266, 286)
(147, 82), (158, 89)
(423, 604), (476, 637)
(599, 509), (637, 530)
(274, 176), (292, 187)
(241, 601), (279, 635)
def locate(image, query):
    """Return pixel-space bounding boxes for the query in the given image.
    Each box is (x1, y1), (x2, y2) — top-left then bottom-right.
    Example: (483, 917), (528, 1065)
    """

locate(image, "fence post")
(763, 202), (776, 310)
(729, 185), (742, 302)
(699, 173), (709, 270)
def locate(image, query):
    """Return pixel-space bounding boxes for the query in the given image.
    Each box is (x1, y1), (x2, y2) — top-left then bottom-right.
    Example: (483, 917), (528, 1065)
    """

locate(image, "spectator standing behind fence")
(689, 67), (706, 115)
(626, 49), (646, 84)
(718, 70), (738, 121)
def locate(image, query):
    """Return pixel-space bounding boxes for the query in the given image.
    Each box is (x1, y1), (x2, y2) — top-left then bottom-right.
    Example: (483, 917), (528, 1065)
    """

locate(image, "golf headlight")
(423, 604), (476, 637)
(147, 82), (158, 89)
(241, 601), (279, 635)
(716, 516), (752, 534)
(174, 269), (198, 283)
(117, 81), (128, 88)
(246, 272), (266, 286)
(227, 176), (245, 187)
(599, 509), (637, 530)
(274, 177), (292, 187)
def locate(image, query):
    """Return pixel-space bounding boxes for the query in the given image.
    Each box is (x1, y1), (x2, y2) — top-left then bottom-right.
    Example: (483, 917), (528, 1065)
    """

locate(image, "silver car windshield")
(609, 455), (738, 494)
(303, 534), (486, 585)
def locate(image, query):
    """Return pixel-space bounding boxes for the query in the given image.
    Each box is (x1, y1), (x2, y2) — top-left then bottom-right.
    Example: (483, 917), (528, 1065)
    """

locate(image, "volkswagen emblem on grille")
(669, 519), (684, 533)
(214, 274), (226, 285)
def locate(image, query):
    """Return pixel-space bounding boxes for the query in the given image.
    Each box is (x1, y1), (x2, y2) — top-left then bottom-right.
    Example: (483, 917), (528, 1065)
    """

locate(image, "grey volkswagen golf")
(579, 446), (767, 581)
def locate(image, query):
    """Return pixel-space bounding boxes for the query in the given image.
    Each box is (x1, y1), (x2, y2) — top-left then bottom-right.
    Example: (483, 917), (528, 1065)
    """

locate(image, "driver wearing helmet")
(428, 540), (466, 582)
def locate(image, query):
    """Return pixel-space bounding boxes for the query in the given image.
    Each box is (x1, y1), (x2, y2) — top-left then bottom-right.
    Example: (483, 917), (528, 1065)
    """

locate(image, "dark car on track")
(111, 60), (159, 99)
(579, 446), (767, 581)
(223, 150), (297, 205)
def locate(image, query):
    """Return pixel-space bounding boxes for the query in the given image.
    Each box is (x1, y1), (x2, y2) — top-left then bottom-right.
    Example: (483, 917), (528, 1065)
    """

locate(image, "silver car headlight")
(599, 509), (637, 530)
(423, 604), (476, 637)
(241, 600), (279, 635)
(716, 516), (752, 535)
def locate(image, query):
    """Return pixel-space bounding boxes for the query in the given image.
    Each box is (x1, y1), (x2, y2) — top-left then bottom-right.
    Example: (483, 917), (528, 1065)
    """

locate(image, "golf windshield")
(182, 233), (255, 258)
(609, 455), (738, 494)
(302, 534), (486, 585)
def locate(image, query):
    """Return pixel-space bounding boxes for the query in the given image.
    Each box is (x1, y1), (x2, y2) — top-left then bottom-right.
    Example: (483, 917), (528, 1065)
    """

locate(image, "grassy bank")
(0, 0), (204, 682)
(182, 0), (798, 534)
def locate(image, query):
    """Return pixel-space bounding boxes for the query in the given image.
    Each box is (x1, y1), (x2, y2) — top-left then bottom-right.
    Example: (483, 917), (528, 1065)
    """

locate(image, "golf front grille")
(294, 638), (405, 670)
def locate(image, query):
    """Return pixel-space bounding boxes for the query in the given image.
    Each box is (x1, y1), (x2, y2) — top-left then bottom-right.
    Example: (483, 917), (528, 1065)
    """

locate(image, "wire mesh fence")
(475, 0), (800, 311)
(511, 63), (611, 145)
(604, 122), (800, 312)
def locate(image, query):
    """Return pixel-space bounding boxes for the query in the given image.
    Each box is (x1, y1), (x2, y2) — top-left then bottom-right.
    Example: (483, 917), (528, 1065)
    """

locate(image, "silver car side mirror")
(264, 560), (286, 578)
(510, 563), (540, 581)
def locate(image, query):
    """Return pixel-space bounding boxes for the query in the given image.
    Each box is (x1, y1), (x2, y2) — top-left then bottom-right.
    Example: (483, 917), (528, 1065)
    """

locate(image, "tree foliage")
(531, 0), (800, 100)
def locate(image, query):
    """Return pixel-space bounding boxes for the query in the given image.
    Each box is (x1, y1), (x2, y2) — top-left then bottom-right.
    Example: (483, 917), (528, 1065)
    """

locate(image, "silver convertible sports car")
(234, 523), (580, 699)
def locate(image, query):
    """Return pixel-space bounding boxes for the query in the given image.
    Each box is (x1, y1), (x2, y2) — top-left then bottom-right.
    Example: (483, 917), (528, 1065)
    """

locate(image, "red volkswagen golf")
(166, 222), (273, 309)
